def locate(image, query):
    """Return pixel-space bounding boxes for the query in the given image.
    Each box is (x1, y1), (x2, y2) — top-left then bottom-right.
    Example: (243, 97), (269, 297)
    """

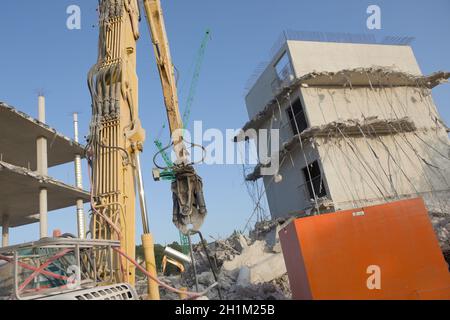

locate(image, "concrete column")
(36, 137), (48, 176)
(38, 95), (46, 124)
(2, 215), (9, 247)
(39, 188), (48, 239)
(37, 95), (48, 239)
(73, 113), (85, 239)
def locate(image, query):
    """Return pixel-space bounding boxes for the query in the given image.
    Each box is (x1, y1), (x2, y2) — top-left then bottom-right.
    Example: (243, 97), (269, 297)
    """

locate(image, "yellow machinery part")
(141, 234), (160, 300)
(88, 0), (141, 285)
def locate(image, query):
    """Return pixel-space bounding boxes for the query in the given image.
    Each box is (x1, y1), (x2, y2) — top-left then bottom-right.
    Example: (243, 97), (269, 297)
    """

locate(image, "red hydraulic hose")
(18, 248), (73, 292)
(87, 161), (122, 238)
(87, 159), (126, 280)
(87, 158), (207, 299)
(0, 254), (68, 282)
(112, 247), (208, 299)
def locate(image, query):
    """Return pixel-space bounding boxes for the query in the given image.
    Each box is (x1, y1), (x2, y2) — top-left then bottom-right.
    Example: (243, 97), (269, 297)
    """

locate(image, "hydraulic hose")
(112, 247), (216, 299)
(0, 255), (68, 282)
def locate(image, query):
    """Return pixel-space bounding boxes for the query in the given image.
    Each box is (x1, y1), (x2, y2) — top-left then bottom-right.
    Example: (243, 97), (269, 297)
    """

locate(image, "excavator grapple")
(172, 165), (207, 234)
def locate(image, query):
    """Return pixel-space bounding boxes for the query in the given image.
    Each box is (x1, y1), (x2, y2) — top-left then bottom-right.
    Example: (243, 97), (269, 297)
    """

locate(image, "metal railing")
(0, 238), (121, 300)
(272, 63), (295, 94)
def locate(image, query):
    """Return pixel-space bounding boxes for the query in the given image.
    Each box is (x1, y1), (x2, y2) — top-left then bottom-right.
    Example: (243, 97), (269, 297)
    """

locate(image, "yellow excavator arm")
(141, 0), (208, 234)
(87, 0), (160, 299)
(87, 0), (207, 300)
(142, 0), (184, 159)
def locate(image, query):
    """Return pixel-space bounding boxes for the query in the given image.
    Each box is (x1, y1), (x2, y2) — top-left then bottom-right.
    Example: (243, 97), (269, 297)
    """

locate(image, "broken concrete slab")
(296, 68), (450, 89)
(197, 272), (216, 287)
(430, 212), (450, 251)
(0, 102), (85, 170)
(224, 269), (291, 300)
(234, 68), (449, 142)
(0, 161), (90, 227)
(221, 240), (287, 285)
(300, 116), (417, 139)
(236, 266), (251, 287)
(222, 241), (267, 271)
(245, 116), (417, 181)
(247, 253), (287, 285)
(231, 234), (249, 253)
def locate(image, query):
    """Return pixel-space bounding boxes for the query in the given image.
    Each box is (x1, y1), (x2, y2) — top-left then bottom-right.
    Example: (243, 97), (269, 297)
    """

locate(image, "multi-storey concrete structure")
(0, 98), (89, 246)
(236, 36), (450, 226)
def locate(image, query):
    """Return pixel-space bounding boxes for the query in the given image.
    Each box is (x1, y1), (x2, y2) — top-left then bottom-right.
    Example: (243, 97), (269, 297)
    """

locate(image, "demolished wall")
(246, 116), (417, 181)
(235, 68), (450, 142)
(236, 66), (450, 254)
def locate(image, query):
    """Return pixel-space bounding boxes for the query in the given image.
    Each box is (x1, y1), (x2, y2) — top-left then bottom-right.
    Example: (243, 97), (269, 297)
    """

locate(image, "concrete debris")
(250, 219), (284, 252)
(135, 275), (183, 301)
(309, 197), (336, 213)
(296, 68), (450, 89)
(430, 212), (450, 252)
(234, 68), (449, 141)
(236, 267), (251, 287)
(300, 116), (416, 139)
(136, 222), (292, 300)
(229, 233), (249, 253)
(221, 240), (287, 282)
(246, 116), (416, 182)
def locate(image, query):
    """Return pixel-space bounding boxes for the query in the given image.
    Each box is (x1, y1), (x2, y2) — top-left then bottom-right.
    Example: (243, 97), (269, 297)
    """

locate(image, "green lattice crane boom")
(182, 29), (211, 127)
(153, 29), (211, 179)
(153, 29), (211, 252)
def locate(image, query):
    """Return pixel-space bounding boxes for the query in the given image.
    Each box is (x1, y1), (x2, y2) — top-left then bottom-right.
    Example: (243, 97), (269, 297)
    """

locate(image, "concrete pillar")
(73, 113), (85, 239)
(38, 95), (46, 124)
(39, 188), (48, 238)
(37, 95), (48, 239)
(2, 215), (9, 247)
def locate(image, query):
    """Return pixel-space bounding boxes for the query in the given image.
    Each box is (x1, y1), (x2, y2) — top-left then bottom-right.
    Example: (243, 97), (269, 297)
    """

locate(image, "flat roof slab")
(235, 70), (450, 141)
(296, 69), (450, 88)
(0, 102), (85, 170)
(0, 161), (90, 228)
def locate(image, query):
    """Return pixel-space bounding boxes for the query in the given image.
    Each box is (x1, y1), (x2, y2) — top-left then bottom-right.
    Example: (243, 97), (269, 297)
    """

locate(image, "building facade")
(237, 39), (450, 224)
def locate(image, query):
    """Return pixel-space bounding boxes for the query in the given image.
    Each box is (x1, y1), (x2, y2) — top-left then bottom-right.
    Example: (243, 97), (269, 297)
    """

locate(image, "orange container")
(279, 198), (450, 300)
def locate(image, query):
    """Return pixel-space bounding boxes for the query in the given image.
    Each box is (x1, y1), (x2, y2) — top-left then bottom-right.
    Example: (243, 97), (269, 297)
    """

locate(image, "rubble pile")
(430, 212), (450, 253)
(138, 219), (292, 300)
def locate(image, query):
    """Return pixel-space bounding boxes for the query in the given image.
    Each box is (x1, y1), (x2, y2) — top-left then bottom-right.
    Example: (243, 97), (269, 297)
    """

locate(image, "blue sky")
(1, 0), (449, 245)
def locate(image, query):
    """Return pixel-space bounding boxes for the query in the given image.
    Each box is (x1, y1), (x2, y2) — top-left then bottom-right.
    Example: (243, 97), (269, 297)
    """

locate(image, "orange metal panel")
(279, 198), (450, 300)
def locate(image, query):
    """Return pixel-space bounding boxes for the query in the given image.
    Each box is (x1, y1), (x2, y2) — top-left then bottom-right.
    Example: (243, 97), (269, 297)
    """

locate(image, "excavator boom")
(142, 0), (183, 150)
(142, 0), (207, 234)
(87, 0), (143, 285)
(87, 0), (208, 299)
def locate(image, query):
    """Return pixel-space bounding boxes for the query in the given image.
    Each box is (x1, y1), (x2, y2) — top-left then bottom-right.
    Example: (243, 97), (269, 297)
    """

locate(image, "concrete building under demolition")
(0, 98), (90, 247)
(236, 34), (450, 225)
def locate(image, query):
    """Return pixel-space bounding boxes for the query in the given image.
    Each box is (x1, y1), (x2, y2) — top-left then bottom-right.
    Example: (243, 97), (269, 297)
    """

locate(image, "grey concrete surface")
(0, 161), (89, 228)
(0, 102), (85, 170)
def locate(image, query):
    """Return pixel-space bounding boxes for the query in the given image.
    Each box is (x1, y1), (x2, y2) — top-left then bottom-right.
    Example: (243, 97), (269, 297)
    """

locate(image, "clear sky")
(1, 0), (449, 246)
